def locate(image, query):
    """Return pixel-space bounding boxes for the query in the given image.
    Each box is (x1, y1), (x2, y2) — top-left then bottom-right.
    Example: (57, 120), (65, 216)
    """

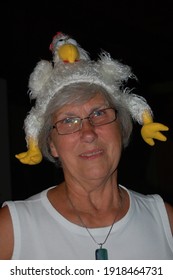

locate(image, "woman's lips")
(79, 149), (103, 159)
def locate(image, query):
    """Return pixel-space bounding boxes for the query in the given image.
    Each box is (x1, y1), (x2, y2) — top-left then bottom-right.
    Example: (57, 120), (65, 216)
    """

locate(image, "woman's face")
(49, 94), (122, 184)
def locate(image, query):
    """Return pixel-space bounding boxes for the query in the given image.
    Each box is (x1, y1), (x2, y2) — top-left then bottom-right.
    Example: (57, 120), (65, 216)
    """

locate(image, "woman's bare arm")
(165, 202), (173, 235)
(0, 205), (14, 259)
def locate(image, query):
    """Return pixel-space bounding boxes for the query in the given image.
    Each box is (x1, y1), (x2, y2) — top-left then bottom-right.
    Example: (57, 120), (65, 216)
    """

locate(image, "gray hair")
(38, 82), (133, 163)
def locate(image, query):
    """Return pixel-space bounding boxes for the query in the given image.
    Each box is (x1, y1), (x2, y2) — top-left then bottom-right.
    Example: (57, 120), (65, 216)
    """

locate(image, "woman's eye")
(62, 118), (79, 124)
(63, 118), (73, 124)
(93, 110), (105, 117)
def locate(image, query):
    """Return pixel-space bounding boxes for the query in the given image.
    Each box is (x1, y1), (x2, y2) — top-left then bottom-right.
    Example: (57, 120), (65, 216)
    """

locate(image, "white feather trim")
(28, 60), (53, 99)
(122, 90), (153, 124)
(99, 52), (133, 82)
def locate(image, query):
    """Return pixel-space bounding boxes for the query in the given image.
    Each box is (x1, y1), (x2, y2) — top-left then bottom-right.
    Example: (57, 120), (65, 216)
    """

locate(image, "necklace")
(66, 187), (122, 260)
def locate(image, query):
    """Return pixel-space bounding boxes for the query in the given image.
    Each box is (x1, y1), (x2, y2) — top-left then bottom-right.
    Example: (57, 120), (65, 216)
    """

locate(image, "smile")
(79, 149), (103, 159)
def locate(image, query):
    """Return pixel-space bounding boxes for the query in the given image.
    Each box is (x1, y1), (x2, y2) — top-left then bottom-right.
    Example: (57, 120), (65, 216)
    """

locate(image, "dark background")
(1, 1), (173, 204)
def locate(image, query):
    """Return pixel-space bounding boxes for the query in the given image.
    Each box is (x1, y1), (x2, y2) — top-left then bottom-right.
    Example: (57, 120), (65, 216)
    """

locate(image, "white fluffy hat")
(24, 32), (152, 143)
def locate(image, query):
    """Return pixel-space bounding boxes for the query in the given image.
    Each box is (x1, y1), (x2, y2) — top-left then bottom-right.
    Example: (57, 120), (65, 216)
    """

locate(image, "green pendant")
(95, 248), (108, 260)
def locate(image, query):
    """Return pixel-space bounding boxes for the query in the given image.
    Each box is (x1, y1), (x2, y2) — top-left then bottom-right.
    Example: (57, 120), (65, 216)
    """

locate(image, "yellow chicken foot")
(141, 110), (169, 146)
(15, 138), (42, 165)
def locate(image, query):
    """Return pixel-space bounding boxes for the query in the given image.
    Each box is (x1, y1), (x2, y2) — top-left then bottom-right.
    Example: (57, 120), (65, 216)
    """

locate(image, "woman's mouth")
(79, 149), (103, 159)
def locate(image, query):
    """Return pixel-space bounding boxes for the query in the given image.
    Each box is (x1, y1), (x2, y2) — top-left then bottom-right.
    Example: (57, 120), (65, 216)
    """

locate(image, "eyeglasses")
(52, 107), (118, 135)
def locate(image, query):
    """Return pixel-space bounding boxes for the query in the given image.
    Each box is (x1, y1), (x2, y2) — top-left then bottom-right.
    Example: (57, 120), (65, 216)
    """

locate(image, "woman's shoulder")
(124, 185), (162, 202)
(124, 185), (173, 235)
(25, 186), (55, 202)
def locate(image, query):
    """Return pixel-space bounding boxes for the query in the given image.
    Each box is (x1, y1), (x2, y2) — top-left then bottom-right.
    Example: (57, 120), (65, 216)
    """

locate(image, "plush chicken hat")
(16, 32), (168, 165)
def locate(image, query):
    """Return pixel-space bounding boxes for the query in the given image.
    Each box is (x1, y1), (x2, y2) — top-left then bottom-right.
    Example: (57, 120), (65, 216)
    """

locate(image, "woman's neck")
(63, 170), (119, 210)
(48, 177), (129, 228)
(65, 181), (120, 212)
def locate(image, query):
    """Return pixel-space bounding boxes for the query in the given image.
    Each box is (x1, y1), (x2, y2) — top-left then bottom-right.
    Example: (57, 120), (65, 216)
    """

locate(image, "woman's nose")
(80, 118), (98, 143)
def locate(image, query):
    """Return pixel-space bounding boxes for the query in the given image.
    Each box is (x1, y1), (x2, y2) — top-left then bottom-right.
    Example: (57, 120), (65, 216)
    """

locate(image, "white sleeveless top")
(3, 185), (173, 259)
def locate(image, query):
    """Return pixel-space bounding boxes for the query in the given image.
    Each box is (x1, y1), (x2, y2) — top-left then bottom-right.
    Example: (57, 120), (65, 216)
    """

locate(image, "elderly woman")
(0, 32), (173, 260)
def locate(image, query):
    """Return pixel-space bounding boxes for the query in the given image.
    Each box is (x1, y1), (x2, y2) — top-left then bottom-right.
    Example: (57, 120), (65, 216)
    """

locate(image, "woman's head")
(38, 82), (133, 163)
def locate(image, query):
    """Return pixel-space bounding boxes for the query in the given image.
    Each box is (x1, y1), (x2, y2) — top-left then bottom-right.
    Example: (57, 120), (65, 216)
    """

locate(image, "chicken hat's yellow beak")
(58, 44), (79, 63)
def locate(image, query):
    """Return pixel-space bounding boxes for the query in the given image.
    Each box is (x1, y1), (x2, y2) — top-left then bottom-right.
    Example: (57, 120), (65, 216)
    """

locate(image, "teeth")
(81, 150), (102, 157)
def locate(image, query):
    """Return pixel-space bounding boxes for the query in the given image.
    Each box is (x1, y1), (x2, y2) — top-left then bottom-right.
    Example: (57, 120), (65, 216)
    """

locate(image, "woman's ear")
(49, 138), (59, 158)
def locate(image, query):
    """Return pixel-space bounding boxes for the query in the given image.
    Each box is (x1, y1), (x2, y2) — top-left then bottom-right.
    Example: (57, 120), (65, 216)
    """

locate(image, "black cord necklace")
(66, 187), (122, 260)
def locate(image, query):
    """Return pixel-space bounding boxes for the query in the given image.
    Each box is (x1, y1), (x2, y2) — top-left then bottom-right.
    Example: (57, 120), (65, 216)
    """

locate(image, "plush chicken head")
(49, 32), (89, 64)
